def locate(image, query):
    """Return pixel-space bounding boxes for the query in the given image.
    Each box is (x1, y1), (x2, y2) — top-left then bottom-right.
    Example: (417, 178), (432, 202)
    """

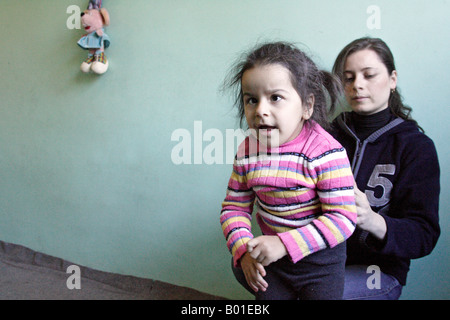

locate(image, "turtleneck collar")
(351, 108), (393, 141)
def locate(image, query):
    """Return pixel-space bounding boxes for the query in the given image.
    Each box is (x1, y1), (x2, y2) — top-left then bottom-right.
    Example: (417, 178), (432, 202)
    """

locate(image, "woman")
(331, 37), (440, 300)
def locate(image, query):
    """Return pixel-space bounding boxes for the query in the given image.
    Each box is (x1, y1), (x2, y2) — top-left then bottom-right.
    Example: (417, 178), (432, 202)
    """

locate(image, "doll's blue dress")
(78, 29), (110, 50)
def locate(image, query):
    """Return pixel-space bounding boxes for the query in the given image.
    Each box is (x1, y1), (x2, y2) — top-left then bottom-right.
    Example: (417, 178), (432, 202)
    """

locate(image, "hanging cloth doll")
(77, 0), (110, 74)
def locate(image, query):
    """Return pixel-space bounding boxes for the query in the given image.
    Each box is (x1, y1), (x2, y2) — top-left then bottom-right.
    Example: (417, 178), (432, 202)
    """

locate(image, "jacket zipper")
(352, 141), (363, 175)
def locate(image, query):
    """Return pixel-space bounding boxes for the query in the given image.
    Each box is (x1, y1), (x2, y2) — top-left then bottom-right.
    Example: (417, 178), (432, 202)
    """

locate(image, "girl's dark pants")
(232, 242), (346, 300)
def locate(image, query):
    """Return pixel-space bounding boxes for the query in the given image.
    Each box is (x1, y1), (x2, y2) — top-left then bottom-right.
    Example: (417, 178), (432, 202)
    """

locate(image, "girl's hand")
(247, 235), (287, 266)
(240, 252), (268, 292)
(354, 183), (387, 240)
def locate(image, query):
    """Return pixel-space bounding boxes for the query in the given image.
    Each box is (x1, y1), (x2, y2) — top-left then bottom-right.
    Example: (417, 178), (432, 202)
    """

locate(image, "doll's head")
(81, 8), (110, 33)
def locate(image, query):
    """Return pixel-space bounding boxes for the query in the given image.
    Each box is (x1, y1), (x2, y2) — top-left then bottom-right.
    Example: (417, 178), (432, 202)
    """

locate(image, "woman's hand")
(354, 183), (387, 240)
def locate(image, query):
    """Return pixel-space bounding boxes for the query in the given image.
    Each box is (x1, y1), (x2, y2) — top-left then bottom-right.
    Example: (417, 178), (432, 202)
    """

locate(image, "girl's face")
(343, 49), (397, 115)
(242, 64), (313, 148)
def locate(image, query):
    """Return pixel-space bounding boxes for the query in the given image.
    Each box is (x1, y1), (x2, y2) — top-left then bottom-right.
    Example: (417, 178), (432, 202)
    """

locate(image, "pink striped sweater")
(221, 121), (357, 266)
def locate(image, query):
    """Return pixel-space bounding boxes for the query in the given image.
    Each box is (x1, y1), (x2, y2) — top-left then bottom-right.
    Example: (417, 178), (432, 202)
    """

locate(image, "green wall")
(0, 0), (448, 299)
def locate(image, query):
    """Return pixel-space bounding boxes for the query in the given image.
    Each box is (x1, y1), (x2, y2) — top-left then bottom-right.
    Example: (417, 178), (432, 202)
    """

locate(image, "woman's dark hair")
(223, 41), (342, 131)
(332, 37), (423, 132)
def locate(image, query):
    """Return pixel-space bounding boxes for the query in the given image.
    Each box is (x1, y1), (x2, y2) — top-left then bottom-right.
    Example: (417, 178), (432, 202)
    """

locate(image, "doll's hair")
(332, 37), (423, 132)
(223, 41), (342, 130)
(88, 0), (102, 10)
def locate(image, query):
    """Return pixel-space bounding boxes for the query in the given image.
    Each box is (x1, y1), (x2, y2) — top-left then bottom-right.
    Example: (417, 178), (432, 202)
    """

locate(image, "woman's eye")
(344, 77), (354, 83)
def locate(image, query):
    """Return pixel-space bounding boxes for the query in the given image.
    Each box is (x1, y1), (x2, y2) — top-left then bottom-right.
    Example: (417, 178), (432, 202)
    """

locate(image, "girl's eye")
(245, 97), (257, 105)
(365, 74), (376, 79)
(344, 77), (354, 83)
(271, 95), (282, 102)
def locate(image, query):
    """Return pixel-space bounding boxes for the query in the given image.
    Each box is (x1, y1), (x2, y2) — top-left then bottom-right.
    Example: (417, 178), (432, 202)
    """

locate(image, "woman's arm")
(364, 137), (441, 259)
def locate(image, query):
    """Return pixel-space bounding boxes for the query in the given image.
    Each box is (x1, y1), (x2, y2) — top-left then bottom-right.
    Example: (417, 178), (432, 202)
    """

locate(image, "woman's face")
(343, 49), (397, 115)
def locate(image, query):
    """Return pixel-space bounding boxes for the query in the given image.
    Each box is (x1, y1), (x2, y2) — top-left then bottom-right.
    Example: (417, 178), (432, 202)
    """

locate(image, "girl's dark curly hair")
(223, 41), (342, 131)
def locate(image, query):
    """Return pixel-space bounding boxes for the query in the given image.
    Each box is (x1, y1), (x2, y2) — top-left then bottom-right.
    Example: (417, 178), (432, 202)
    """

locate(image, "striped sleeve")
(220, 158), (255, 267)
(277, 147), (357, 263)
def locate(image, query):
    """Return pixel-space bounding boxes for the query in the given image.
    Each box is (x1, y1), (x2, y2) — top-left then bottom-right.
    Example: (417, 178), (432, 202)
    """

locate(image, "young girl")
(220, 42), (357, 300)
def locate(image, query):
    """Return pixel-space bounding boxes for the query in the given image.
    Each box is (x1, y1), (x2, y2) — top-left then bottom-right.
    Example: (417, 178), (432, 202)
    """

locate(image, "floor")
(0, 240), (225, 300)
